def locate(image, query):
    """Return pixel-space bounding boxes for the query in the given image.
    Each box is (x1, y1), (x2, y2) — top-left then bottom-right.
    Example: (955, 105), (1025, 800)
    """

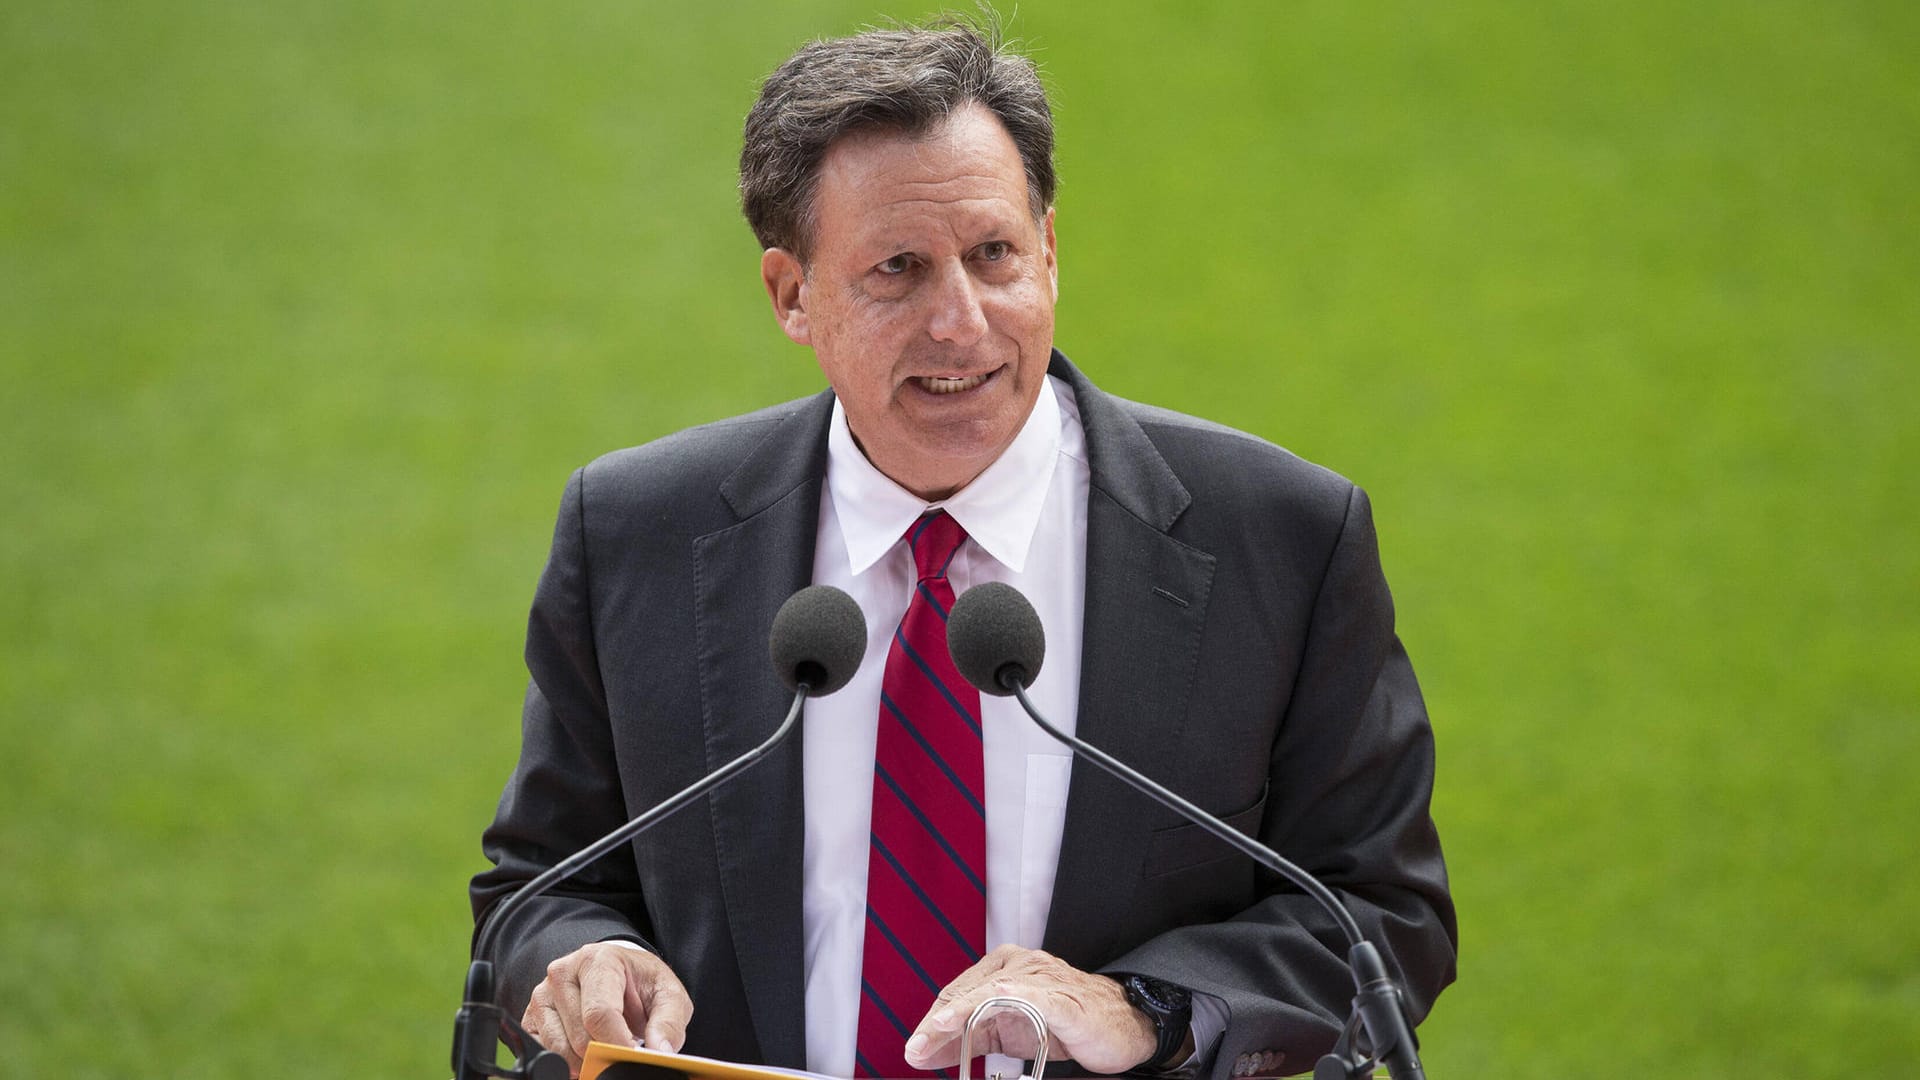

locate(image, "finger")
(906, 947), (1017, 1064)
(578, 951), (642, 1049)
(905, 998), (969, 1065)
(523, 984), (560, 1055)
(907, 983), (1015, 1068)
(522, 982), (548, 1037)
(524, 992), (582, 1074)
(909, 1003), (1047, 1069)
(906, 1020), (974, 1069)
(908, 991), (1002, 1066)
(545, 958), (592, 1061)
(636, 961), (695, 1053)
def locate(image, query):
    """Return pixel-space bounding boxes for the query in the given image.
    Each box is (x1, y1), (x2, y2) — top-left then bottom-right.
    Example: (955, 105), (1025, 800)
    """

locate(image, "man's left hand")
(903, 946), (1184, 1074)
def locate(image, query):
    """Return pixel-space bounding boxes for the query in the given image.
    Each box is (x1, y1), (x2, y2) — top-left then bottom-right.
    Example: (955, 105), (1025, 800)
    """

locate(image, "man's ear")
(1043, 207), (1058, 303)
(761, 247), (810, 345)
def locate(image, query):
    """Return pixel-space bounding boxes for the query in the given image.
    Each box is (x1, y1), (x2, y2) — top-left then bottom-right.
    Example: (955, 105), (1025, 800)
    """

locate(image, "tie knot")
(905, 511), (968, 582)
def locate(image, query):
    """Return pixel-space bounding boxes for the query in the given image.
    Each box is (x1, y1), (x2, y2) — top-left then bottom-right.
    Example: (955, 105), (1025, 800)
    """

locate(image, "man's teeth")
(919, 373), (990, 394)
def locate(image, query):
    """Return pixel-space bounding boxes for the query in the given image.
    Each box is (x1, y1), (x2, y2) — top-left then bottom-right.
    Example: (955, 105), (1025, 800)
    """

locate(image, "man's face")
(761, 104), (1058, 501)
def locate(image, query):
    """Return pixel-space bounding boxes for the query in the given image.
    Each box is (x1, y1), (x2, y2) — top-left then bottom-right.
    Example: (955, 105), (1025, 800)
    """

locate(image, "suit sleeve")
(1100, 484), (1457, 1079)
(470, 468), (657, 1016)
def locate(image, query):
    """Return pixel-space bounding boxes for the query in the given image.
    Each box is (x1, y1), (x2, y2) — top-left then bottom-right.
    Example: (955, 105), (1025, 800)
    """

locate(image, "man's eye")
(877, 254), (914, 275)
(977, 241), (1012, 262)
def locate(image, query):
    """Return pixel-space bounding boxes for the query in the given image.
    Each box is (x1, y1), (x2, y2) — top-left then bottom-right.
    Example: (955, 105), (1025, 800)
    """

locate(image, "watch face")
(1130, 975), (1192, 1014)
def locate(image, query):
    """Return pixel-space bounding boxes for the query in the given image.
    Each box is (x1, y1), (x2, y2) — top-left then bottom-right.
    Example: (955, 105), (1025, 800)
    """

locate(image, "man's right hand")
(521, 942), (694, 1077)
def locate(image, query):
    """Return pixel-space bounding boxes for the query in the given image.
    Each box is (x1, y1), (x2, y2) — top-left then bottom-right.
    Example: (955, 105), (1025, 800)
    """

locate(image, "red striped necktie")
(854, 511), (986, 1079)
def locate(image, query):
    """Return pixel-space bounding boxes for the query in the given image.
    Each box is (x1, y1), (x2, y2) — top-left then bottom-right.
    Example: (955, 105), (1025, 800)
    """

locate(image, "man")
(472, 18), (1455, 1080)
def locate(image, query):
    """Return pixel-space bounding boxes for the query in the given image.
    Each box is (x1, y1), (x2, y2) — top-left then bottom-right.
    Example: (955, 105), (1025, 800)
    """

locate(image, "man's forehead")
(813, 109), (1028, 224)
(820, 111), (1019, 177)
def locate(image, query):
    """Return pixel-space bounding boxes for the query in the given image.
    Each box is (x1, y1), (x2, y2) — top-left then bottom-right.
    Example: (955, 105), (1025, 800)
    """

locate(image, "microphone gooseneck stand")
(454, 584), (867, 1080)
(1004, 681), (1424, 1080)
(946, 580), (1424, 1079)
(453, 685), (812, 1080)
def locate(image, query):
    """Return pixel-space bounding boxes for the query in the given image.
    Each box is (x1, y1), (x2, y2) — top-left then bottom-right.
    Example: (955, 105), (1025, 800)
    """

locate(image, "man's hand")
(903, 946), (1178, 1075)
(521, 942), (694, 1078)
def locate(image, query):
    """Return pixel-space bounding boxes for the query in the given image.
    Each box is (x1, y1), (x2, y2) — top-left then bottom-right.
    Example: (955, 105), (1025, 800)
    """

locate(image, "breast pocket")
(1140, 785), (1269, 878)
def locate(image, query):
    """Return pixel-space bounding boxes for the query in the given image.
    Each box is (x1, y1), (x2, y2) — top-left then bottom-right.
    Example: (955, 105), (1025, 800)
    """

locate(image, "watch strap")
(1121, 973), (1194, 1073)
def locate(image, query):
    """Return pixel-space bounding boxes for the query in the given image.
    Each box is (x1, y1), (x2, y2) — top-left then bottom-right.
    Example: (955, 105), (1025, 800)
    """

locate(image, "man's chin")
(866, 428), (1018, 501)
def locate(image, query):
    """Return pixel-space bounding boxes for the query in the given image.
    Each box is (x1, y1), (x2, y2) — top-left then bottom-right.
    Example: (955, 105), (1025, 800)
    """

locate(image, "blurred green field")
(4, 2), (1916, 1076)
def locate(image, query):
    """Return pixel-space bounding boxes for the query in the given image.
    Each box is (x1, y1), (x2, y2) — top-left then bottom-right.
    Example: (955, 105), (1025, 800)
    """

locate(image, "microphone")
(769, 582), (867, 695)
(454, 585), (868, 1080)
(945, 582), (1427, 1080)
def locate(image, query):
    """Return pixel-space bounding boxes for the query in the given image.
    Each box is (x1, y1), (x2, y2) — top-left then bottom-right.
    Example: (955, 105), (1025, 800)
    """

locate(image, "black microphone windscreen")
(946, 582), (1046, 696)
(769, 585), (867, 696)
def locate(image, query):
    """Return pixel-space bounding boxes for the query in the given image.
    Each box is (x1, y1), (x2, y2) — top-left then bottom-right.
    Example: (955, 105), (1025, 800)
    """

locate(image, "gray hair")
(739, 13), (1056, 261)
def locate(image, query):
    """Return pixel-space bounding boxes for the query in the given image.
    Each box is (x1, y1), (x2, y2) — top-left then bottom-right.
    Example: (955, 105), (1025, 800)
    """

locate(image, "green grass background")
(4, 2), (1916, 1076)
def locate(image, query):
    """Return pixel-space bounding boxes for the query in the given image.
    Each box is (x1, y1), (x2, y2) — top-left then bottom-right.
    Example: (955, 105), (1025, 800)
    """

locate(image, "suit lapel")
(691, 390), (833, 1068)
(1041, 353), (1219, 966)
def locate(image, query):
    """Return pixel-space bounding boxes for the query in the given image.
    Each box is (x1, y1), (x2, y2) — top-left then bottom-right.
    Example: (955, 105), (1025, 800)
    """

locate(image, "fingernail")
(906, 1033), (928, 1059)
(933, 1010), (954, 1027)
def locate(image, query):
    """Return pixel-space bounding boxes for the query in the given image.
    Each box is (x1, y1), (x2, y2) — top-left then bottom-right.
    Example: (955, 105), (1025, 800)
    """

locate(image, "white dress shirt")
(803, 374), (1089, 1078)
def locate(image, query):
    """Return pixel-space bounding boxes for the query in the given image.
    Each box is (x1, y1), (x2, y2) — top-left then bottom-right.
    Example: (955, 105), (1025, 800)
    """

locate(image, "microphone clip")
(1312, 1008), (1374, 1080)
(1312, 973), (1421, 1080)
(453, 960), (569, 1080)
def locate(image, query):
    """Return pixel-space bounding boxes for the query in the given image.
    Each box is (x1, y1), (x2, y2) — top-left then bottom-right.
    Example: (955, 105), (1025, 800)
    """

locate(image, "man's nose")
(926, 263), (989, 346)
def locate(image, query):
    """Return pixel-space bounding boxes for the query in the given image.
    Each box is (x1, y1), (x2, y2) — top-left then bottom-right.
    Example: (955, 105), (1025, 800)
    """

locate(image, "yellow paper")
(580, 1042), (838, 1080)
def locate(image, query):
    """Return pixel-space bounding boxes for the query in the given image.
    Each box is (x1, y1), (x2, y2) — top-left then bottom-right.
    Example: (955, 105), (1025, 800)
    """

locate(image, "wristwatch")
(1120, 973), (1194, 1073)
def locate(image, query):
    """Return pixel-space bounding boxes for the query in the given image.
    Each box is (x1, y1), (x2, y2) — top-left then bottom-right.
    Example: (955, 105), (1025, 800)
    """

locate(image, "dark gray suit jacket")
(472, 351), (1456, 1079)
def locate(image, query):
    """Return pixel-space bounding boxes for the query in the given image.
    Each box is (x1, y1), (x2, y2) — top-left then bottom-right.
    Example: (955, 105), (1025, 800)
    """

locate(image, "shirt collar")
(827, 375), (1063, 577)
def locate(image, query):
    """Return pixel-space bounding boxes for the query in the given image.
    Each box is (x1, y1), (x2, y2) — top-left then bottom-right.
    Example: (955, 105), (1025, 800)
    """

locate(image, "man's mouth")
(915, 371), (993, 394)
